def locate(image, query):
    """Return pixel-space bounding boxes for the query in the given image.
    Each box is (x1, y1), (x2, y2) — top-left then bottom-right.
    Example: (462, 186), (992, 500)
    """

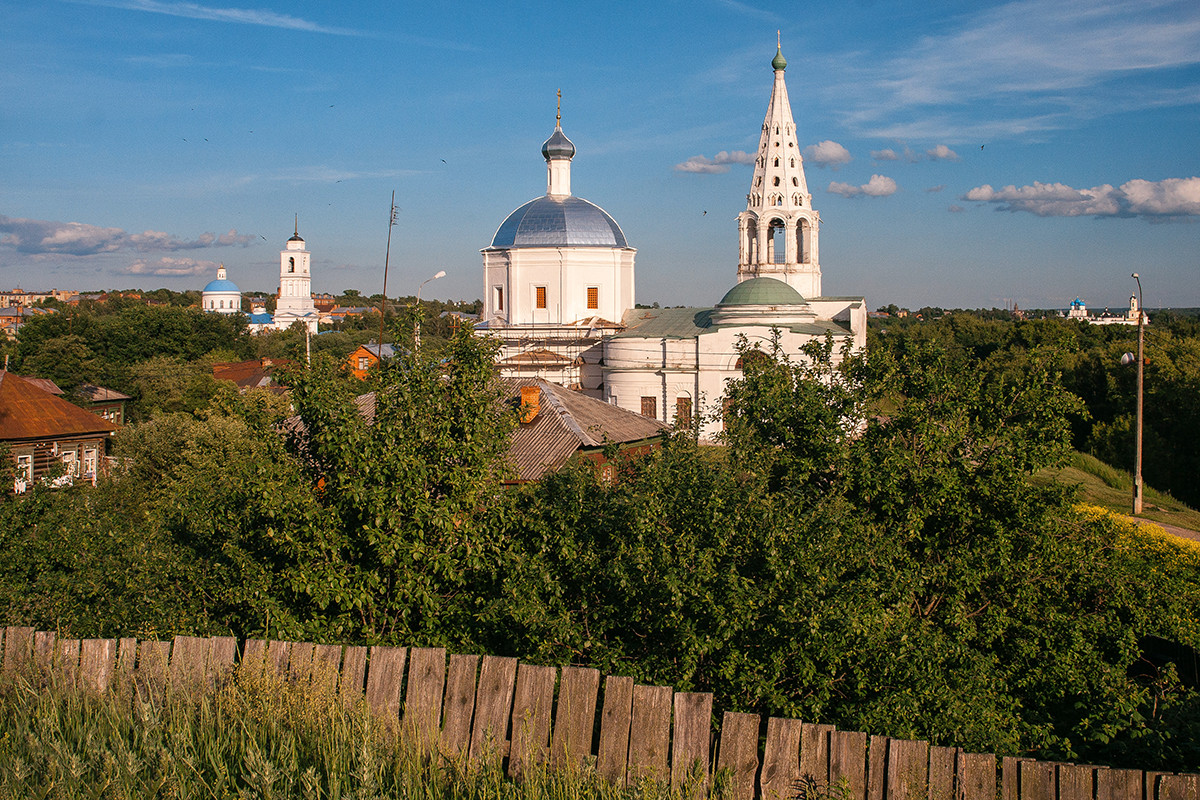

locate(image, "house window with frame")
(640, 396), (657, 418)
(83, 448), (98, 478)
(357, 356), (370, 371)
(535, 286), (548, 309)
(61, 449), (77, 477)
(587, 286), (599, 310)
(494, 285), (504, 311)
(16, 454), (32, 482)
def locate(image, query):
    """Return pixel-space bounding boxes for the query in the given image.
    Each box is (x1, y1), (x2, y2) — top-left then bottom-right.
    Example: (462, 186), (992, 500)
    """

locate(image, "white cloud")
(962, 177), (1200, 217)
(0, 216), (256, 256)
(674, 150), (756, 174)
(117, 257), (217, 276)
(828, 174), (899, 198)
(803, 140), (852, 167)
(926, 145), (960, 161)
(872, 149), (899, 161)
(948, 205), (966, 213)
(823, 0), (1200, 141)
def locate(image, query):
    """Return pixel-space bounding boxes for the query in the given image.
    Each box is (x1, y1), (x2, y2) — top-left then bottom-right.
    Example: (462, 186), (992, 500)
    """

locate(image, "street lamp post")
(414, 270), (446, 356)
(1132, 272), (1144, 515)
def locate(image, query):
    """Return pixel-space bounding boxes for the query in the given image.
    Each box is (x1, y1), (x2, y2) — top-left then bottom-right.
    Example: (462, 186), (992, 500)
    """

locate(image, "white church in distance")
(201, 220), (319, 334)
(478, 43), (866, 440)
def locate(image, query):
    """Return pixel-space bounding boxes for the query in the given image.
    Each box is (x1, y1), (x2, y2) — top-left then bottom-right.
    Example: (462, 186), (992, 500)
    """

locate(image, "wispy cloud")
(926, 185), (947, 193)
(70, 0), (366, 35)
(675, 150), (756, 174)
(828, 175), (899, 198)
(803, 140), (852, 168)
(962, 176), (1200, 217)
(0, 216), (255, 257)
(871, 144), (959, 162)
(824, 0), (1200, 141)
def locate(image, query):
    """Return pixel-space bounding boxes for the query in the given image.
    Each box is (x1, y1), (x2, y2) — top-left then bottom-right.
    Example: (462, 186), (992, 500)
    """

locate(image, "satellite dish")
(1120, 352), (1135, 366)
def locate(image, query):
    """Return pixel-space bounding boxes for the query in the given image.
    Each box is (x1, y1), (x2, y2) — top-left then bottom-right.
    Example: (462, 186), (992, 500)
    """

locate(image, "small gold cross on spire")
(556, 89), (562, 126)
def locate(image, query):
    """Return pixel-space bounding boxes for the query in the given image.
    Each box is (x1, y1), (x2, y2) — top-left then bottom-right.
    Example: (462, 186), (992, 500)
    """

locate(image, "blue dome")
(490, 196), (628, 249)
(203, 279), (240, 293)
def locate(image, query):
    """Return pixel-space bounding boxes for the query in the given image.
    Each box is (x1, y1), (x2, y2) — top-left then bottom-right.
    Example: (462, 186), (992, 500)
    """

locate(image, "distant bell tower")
(737, 35), (822, 298)
(274, 217), (318, 333)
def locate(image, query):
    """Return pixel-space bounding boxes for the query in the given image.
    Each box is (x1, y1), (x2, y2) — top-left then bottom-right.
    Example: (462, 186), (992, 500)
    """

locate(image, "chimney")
(519, 385), (540, 423)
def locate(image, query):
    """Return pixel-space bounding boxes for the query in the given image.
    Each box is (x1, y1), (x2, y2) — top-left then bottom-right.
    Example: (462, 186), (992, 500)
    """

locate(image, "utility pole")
(1132, 272), (1144, 515)
(378, 191), (398, 370)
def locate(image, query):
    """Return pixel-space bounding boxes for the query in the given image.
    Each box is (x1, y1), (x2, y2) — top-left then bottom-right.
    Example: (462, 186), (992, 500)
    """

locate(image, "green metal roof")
(616, 306), (852, 340)
(717, 277), (806, 307)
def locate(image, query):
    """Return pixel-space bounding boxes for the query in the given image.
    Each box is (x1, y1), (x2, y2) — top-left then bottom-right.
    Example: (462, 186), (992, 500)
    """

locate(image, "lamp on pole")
(414, 270), (446, 356)
(1131, 272), (1145, 515)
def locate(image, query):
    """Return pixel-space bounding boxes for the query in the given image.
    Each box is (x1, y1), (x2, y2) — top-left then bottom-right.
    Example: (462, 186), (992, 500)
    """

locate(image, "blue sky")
(2, 0), (1198, 310)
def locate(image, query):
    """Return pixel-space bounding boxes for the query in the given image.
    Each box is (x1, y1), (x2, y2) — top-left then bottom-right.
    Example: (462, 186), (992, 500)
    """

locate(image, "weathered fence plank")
(363, 645), (407, 731)
(266, 640), (290, 675)
(957, 752), (996, 800)
(170, 635), (208, 688)
(800, 722), (834, 792)
(716, 712), (761, 800)
(1158, 774), (1200, 800)
(341, 645), (369, 706)
(3, 626), (34, 674)
(135, 639), (171, 700)
(508, 663), (556, 778)
(469, 655), (519, 764)
(56, 638), (81, 686)
(208, 636), (237, 681)
(626, 684), (673, 786)
(311, 644), (342, 695)
(597, 675), (634, 785)
(241, 639), (267, 679)
(886, 738), (929, 800)
(399, 647), (445, 754)
(828, 730), (867, 800)
(549, 665), (600, 770)
(115, 637), (138, 689)
(288, 641), (315, 683)
(441, 653), (481, 758)
(79, 639), (116, 694)
(33, 630), (56, 670)
(761, 717), (803, 800)
(1019, 759), (1055, 800)
(1002, 756), (1020, 800)
(1099, 767), (1143, 800)
(867, 735), (888, 800)
(671, 691), (713, 795)
(1057, 763), (1094, 800)
(927, 745), (957, 800)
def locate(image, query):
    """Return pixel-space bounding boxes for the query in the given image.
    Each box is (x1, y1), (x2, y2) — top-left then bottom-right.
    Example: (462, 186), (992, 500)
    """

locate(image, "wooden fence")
(3, 625), (1198, 800)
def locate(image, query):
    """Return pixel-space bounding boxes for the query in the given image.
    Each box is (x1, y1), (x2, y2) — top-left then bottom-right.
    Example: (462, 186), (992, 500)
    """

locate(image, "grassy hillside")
(1040, 452), (1200, 534)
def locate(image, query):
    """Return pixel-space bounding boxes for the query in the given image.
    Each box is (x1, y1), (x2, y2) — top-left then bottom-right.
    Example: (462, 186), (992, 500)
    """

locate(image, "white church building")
(202, 265), (241, 314)
(479, 43), (866, 440)
(272, 221), (319, 334)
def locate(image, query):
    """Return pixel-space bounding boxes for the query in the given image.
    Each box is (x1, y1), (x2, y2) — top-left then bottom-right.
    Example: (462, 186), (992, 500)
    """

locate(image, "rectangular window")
(358, 356), (370, 370)
(61, 450), (77, 476)
(535, 286), (547, 309)
(494, 285), (504, 311)
(84, 448), (98, 477)
(16, 454), (32, 481)
(675, 397), (692, 428)
(640, 396), (657, 418)
(587, 286), (599, 310)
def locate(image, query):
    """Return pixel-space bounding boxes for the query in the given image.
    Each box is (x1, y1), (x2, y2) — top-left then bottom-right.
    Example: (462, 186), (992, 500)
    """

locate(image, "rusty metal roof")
(0, 371), (119, 441)
(499, 378), (669, 481)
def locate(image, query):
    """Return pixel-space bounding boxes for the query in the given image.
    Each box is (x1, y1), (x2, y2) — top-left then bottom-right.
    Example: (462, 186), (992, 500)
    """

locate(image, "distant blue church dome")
(203, 278), (240, 293)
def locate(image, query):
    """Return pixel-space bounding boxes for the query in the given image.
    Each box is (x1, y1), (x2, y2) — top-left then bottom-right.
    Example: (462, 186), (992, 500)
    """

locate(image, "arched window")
(735, 349), (770, 370)
(773, 157), (779, 167)
(773, 177), (780, 186)
(769, 219), (786, 264)
(288, 257), (295, 273)
(790, 158), (795, 167)
(792, 177), (798, 186)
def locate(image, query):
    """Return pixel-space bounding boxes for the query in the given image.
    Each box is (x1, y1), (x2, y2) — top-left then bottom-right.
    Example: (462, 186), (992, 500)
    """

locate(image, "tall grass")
(0, 662), (719, 800)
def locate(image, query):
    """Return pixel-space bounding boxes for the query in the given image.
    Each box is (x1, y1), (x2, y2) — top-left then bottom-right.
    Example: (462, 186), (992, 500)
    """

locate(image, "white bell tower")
(737, 35), (822, 298)
(274, 217), (318, 333)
